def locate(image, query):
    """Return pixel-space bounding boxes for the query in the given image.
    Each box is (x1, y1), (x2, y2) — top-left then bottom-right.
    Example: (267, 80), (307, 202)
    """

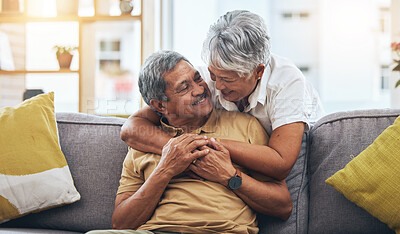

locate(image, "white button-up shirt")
(198, 54), (325, 136)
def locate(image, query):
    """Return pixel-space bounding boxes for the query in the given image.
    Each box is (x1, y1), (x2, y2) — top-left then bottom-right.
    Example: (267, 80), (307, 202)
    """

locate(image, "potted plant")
(391, 42), (400, 88)
(53, 45), (77, 70)
(390, 42), (400, 108)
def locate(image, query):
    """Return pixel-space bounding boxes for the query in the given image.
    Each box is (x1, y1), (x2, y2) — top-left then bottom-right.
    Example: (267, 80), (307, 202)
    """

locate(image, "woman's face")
(208, 64), (265, 103)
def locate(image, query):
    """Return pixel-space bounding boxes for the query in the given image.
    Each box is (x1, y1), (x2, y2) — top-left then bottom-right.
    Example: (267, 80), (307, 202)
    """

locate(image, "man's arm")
(220, 122), (305, 180)
(234, 174), (292, 220)
(112, 170), (171, 229)
(112, 134), (210, 230)
(190, 138), (292, 220)
(121, 106), (170, 155)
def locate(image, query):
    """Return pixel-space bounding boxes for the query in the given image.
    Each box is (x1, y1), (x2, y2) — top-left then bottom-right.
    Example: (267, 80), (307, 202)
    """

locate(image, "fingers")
(174, 134), (209, 153)
(191, 147), (209, 160)
(162, 134), (209, 165)
(198, 145), (208, 151)
(164, 134), (206, 150)
(209, 137), (224, 151)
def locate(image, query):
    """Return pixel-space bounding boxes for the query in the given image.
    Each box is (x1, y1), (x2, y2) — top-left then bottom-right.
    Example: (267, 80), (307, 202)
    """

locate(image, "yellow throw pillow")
(326, 115), (400, 234)
(0, 92), (80, 222)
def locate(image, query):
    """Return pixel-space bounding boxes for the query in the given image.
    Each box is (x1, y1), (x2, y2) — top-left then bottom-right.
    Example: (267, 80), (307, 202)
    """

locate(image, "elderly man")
(89, 51), (291, 234)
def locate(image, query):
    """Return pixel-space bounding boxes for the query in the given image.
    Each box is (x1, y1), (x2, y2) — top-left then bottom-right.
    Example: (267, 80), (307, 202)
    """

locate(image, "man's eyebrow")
(194, 71), (200, 78)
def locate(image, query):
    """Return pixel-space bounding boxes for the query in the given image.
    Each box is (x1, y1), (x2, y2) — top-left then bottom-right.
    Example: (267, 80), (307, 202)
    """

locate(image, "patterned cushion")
(0, 92), (80, 222)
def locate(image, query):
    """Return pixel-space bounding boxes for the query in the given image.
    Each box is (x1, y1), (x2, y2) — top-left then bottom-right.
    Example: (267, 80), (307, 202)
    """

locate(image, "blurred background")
(0, 0), (399, 116)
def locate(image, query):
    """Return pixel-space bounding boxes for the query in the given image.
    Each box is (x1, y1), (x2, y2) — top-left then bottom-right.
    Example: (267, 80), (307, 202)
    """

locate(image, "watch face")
(228, 176), (242, 190)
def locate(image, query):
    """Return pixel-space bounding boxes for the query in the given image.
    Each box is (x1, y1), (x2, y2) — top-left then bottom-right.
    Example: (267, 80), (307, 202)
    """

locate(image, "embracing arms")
(112, 134), (209, 230)
(220, 122), (305, 180)
(112, 135), (292, 230)
(189, 138), (292, 219)
(120, 106), (305, 180)
(120, 106), (168, 155)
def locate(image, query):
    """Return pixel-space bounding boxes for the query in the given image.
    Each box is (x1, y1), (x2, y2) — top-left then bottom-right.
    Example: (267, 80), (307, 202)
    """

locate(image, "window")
(381, 65), (390, 90)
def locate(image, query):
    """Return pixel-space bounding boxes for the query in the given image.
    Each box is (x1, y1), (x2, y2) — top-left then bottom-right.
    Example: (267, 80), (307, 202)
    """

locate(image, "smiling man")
(88, 50), (292, 234)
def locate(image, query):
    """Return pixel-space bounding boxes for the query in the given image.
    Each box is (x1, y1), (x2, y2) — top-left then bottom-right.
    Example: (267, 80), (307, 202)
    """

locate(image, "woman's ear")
(150, 99), (167, 115)
(255, 64), (266, 80)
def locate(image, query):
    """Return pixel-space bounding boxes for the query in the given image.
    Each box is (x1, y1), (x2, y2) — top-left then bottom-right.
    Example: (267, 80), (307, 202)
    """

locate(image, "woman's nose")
(215, 78), (225, 90)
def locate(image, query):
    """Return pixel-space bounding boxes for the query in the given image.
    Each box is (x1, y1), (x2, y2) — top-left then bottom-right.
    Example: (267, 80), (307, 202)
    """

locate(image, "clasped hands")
(159, 133), (236, 186)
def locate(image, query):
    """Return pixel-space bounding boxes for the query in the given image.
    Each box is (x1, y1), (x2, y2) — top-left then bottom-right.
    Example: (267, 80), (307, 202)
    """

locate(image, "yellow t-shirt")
(117, 109), (270, 234)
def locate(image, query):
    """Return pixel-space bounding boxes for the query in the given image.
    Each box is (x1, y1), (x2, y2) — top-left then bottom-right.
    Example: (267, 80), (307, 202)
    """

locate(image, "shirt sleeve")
(247, 116), (269, 146)
(117, 148), (145, 195)
(268, 77), (312, 132)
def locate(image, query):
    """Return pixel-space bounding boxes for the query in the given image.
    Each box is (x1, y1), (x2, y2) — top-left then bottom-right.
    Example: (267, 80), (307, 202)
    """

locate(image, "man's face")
(162, 60), (213, 120)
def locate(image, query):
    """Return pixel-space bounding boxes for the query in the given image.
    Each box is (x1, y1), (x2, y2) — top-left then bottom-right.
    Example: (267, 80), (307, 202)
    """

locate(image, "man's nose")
(192, 83), (204, 96)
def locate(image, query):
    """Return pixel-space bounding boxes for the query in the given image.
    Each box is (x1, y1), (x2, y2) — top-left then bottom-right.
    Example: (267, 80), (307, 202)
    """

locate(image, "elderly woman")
(120, 10), (324, 180)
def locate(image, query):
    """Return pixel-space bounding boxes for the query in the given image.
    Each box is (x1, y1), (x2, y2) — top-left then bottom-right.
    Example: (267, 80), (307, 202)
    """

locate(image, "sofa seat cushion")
(308, 109), (400, 234)
(0, 228), (82, 234)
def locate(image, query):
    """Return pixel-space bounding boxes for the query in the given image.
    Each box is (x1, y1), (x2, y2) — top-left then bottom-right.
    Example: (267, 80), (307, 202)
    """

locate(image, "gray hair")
(201, 10), (271, 79)
(138, 50), (191, 106)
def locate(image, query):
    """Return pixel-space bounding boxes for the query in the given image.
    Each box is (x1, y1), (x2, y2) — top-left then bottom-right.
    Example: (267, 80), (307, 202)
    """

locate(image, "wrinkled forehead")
(164, 61), (198, 87)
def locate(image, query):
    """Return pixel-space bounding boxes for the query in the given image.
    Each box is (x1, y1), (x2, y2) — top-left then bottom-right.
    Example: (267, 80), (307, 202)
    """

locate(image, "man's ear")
(150, 99), (167, 115)
(255, 64), (266, 80)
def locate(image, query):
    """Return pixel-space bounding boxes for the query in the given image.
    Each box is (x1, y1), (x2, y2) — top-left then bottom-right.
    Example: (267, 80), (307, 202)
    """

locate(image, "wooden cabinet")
(0, 0), (144, 115)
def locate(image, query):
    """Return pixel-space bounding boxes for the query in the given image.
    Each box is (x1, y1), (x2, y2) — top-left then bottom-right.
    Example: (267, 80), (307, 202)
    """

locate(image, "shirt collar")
(160, 109), (218, 137)
(248, 63), (271, 109)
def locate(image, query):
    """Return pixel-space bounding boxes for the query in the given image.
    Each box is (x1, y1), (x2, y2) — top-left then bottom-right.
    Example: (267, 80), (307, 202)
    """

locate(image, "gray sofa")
(1, 109), (399, 234)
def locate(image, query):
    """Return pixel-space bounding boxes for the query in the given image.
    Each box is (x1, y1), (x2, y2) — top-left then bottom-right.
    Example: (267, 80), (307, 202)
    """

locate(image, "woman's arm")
(121, 107), (305, 180)
(120, 106), (170, 154)
(190, 138), (292, 220)
(220, 122), (305, 180)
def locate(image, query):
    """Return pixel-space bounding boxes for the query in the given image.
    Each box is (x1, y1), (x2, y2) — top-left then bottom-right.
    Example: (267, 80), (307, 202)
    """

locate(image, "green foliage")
(395, 79), (400, 89)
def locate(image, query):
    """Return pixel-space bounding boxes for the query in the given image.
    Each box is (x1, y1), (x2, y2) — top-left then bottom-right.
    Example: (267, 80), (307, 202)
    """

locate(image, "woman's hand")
(189, 138), (236, 186)
(158, 134), (209, 178)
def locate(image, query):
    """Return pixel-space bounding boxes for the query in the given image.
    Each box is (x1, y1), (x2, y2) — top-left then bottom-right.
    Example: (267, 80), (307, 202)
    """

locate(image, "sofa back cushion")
(0, 113), (128, 233)
(308, 109), (400, 234)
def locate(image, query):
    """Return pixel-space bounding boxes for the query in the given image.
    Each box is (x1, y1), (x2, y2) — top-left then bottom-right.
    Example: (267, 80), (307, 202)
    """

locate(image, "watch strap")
(235, 168), (242, 178)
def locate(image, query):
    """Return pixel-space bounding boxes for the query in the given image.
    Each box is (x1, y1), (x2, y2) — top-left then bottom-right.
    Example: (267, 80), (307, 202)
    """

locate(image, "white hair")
(138, 50), (191, 106)
(202, 10), (271, 79)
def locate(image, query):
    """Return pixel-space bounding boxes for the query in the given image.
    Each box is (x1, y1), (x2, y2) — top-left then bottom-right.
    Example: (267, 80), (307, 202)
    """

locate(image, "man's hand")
(157, 134), (209, 178)
(189, 138), (236, 186)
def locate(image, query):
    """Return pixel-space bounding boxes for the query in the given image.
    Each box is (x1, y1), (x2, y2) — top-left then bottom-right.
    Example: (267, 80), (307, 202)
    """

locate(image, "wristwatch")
(228, 169), (242, 190)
